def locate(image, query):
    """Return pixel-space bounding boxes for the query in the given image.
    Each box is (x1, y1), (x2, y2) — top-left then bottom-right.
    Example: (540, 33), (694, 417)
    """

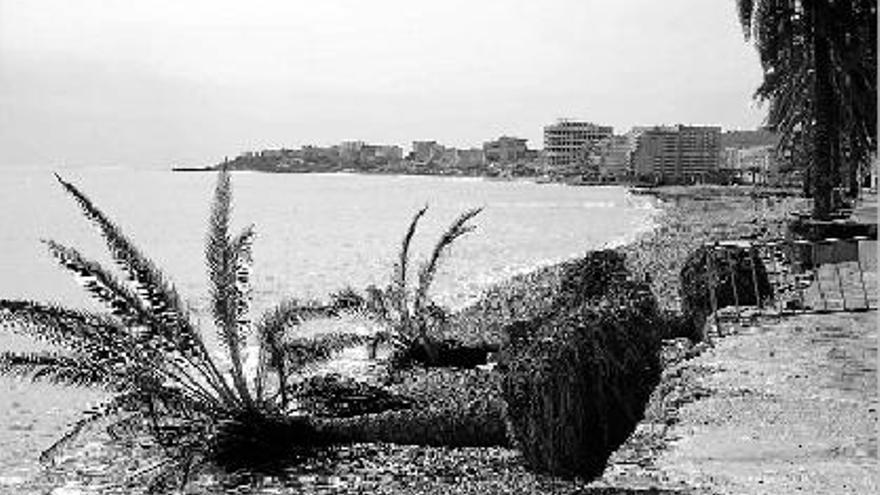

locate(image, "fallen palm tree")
(498, 251), (664, 480)
(332, 205), (498, 369)
(316, 251), (666, 478)
(0, 168), (671, 490)
(679, 243), (772, 340)
(0, 169), (371, 489)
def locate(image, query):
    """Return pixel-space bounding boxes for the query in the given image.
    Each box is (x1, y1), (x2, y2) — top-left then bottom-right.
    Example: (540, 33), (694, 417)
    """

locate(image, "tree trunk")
(847, 151), (861, 198)
(313, 405), (509, 447)
(810, 0), (837, 220)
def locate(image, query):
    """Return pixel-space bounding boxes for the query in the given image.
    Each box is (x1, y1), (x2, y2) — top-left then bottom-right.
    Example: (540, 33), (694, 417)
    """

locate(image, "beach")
(9, 183), (878, 495)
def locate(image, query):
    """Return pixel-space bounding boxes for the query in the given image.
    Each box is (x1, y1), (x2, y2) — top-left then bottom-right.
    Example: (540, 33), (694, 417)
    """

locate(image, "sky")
(0, 0), (769, 169)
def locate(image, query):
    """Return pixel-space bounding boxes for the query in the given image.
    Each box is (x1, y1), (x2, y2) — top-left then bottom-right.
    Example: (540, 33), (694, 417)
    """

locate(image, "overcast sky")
(0, 0), (768, 168)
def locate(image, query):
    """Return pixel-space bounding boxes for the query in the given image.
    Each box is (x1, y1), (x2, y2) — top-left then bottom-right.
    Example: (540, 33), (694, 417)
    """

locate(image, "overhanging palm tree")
(737, 0), (876, 218)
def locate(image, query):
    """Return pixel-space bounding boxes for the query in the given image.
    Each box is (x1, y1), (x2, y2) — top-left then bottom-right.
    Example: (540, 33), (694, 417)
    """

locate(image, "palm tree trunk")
(848, 159), (860, 198)
(313, 406), (509, 448)
(810, 0), (836, 220)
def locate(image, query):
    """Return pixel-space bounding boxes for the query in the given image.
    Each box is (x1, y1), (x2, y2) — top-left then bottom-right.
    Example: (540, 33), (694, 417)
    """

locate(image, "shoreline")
(617, 185), (808, 311)
(181, 165), (782, 191)
(11, 179), (817, 494)
(447, 185), (807, 346)
(316, 186), (817, 494)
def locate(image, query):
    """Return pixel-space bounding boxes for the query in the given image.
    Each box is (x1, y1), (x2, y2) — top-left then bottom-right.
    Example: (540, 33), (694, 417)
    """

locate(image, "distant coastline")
(171, 166), (216, 172)
(170, 164), (810, 198)
(171, 163), (646, 188)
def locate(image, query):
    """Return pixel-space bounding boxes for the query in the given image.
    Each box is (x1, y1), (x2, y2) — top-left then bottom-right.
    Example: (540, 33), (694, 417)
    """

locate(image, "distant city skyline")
(0, 0), (768, 169)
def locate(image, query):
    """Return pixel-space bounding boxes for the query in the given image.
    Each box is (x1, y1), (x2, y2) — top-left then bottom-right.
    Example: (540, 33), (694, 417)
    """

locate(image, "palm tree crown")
(737, 0), (876, 217)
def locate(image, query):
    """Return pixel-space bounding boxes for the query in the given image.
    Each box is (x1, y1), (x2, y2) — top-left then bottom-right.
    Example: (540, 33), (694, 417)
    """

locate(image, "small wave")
(581, 201), (616, 208)
(492, 201), (617, 209)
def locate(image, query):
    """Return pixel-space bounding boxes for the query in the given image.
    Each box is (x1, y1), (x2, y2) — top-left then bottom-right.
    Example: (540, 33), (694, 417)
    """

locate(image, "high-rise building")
(543, 120), (614, 167)
(595, 135), (634, 180)
(631, 125), (721, 183)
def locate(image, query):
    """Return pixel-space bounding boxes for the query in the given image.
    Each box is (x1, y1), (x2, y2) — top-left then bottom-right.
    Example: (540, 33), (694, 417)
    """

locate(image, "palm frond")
(53, 174), (204, 360)
(283, 332), (375, 370)
(414, 207), (482, 312)
(40, 390), (148, 464)
(392, 204), (428, 305)
(0, 350), (123, 389)
(0, 299), (134, 362)
(0, 299), (227, 413)
(230, 225), (255, 335)
(5, 168), (376, 487)
(41, 240), (177, 343)
(253, 299), (338, 406)
(205, 167), (252, 407)
(43, 240), (142, 316)
(362, 284), (391, 321)
(41, 240), (235, 404)
(253, 299), (297, 404)
(206, 167), (237, 339)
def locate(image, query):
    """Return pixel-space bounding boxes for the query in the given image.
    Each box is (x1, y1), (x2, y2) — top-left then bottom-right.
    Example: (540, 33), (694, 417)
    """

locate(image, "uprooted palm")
(0, 169), (349, 488)
(360, 205), (482, 366)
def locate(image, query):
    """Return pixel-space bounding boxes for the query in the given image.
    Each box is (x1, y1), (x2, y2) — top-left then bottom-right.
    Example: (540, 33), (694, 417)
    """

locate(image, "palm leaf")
(206, 167), (252, 407)
(283, 332), (375, 370)
(0, 351), (123, 389)
(53, 174), (204, 361)
(414, 207), (482, 313)
(41, 240), (183, 350)
(40, 390), (148, 464)
(41, 240), (234, 405)
(230, 225), (255, 337)
(253, 299), (338, 407)
(0, 299), (226, 411)
(0, 299), (134, 361)
(392, 204), (428, 306)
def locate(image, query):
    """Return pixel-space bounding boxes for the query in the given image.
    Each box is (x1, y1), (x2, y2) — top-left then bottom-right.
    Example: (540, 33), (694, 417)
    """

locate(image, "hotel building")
(543, 120), (614, 167)
(631, 125), (721, 184)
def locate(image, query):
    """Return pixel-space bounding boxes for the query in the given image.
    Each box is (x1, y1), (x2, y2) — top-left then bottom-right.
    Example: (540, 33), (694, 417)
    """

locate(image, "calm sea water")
(0, 166), (657, 490)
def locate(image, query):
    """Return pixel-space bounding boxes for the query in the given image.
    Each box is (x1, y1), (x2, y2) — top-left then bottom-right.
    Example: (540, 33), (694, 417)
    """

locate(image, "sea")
(0, 166), (659, 491)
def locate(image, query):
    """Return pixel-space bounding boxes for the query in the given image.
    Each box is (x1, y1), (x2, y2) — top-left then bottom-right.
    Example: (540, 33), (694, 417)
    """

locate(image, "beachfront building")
(631, 125), (721, 184)
(339, 141), (403, 167)
(718, 129), (779, 184)
(722, 145), (778, 184)
(411, 141), (446, 164)
(483, 136), (530, 164)
(409, 141), (487, 173)
(594, 135), (634, 181)
(543, 120), (614, 168)
(339, 141), (366, 162)
(454, 148), (486, 168)
(363, 144), (403, 162)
